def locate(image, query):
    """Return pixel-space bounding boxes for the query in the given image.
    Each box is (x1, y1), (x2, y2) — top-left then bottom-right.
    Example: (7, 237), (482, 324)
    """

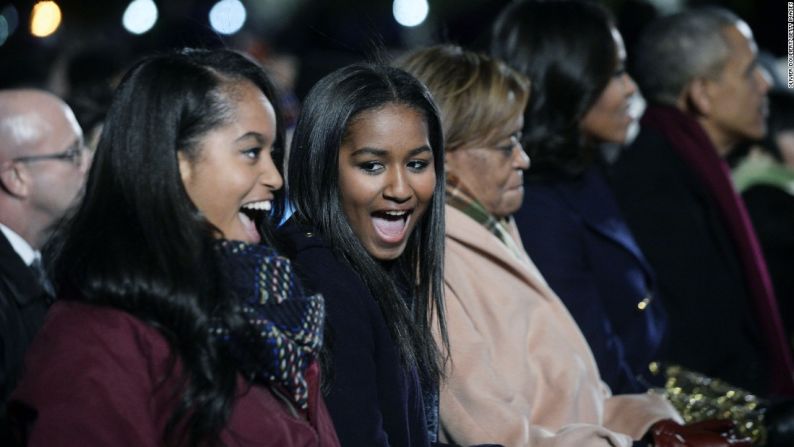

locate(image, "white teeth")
(384, 210), (407, 217)
(242, 200), (272, 212)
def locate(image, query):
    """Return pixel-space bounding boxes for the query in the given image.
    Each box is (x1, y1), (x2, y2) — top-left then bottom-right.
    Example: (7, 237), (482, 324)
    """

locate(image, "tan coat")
(439, 205), (681, 447)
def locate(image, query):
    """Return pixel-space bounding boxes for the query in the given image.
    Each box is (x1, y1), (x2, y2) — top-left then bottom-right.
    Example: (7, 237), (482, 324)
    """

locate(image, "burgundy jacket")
(8, 301), (340, 447)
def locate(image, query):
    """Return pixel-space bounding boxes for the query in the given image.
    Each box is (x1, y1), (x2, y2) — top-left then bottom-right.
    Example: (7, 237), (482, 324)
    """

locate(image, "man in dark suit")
(0, 89), (88, 434)
(610, 7), (793, 397)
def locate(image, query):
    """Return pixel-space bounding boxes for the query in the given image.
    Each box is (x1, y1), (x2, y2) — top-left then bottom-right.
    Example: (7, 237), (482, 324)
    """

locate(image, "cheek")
(338, 170), (375, 220)
(413, 171), (437, 214)
(185, 166), (244, 220)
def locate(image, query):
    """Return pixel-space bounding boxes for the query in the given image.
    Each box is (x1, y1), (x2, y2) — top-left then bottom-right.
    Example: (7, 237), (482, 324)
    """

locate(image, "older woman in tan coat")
(399, 45), (748, 447)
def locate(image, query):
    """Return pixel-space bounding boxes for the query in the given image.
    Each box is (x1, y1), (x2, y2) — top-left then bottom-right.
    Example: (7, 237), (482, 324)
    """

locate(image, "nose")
(755, 66), (771, 95)
(383, 166), (412, 203)
(622, 73), (638, 97)
(259, 152), (284, 191)
(513, 143), (530, 171)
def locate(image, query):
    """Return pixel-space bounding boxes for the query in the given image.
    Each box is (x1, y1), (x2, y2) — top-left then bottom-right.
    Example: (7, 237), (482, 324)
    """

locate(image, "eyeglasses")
(475, 131), (523, 157)
(12, 140), (86, 168)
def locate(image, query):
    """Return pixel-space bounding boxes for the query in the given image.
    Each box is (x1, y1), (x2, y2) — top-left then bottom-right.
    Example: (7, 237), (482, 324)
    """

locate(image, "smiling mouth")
(238, 200), (272, 243)
(371, 209), (413, 244)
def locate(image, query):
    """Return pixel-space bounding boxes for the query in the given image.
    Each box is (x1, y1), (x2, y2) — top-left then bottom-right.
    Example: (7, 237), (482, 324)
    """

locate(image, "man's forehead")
(734, 21), (756, 50)
(0, 100), (81, 158)
(717, 22), (757, 73)
(724, 21), (758, 56)
(0, 112), (50, 155)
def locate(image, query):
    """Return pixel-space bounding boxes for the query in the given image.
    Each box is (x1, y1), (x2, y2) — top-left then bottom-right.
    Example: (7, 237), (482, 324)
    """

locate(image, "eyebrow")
(350, 146), (432, 157)
(235, 132), (269, 146)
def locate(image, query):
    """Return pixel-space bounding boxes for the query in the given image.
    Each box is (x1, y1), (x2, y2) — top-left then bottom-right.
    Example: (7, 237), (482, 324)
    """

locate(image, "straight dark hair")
(284, 63), (448, 383)
(50, 48), (286, 446)
(491, 0), (617, 177)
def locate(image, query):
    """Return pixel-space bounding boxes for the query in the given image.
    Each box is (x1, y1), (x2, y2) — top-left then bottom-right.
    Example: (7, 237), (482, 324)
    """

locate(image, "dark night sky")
(0, 0), (786, 94)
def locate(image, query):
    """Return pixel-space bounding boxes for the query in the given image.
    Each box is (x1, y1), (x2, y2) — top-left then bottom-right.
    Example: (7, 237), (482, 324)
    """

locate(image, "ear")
(0, 161), (29, 198)
(684, 78), (713, 116)
(176, 151), (192, 185)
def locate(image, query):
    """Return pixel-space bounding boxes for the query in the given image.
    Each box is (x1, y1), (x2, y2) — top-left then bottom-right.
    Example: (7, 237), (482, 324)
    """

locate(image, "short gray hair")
(634, 7), (741, 105)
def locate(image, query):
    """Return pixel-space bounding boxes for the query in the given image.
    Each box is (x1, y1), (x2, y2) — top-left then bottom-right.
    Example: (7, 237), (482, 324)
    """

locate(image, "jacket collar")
(0, 230), (45, 306)
(445, 204), (549, 292)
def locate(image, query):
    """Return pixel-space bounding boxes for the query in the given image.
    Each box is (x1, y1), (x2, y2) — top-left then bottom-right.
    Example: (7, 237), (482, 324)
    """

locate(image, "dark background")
(0, 0), (786, 100)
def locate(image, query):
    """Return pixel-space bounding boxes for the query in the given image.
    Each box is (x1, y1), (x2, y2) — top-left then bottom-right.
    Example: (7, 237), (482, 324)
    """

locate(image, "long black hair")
(492, 0), (617, 177)
(50, 48), (286, 446)
(284, 63), (448, 383)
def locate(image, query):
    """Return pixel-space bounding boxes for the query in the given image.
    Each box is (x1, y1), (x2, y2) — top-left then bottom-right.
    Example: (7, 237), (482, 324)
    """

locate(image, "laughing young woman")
(278, 64), (448, 447)
(8, 49), (339, 447)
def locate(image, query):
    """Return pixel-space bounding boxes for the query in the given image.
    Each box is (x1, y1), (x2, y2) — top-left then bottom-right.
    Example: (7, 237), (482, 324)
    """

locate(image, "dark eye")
(407, 159), (431, 172)
(242, 147), (262, 160)
(613, 67), (626, 78)
(359, 161), (384, 174)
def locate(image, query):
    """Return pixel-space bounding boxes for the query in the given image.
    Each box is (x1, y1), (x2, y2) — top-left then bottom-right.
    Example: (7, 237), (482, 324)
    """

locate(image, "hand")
(648, 419), (752, 447)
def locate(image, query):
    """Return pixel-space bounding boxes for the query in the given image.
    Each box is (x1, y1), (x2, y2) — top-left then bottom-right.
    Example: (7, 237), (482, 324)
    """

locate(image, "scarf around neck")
(642, 105), (794, 395)
(213, 240), (325, 410)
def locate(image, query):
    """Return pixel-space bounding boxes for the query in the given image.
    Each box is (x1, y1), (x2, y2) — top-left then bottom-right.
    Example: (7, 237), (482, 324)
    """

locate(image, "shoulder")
(520, 178), (582, 223)
(610, 127), (695, 203)
(9, 301), (174, 444)
(276, 220), (376, 320)
(277, 218), (327, 255)
(39, 300), (161, 341)
(21, 301), (170, 375)
(613, 126), (683, 181)
(277, 220), (347, 282)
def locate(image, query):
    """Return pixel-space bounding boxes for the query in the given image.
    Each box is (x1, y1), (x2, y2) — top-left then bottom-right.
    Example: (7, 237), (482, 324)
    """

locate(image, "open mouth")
(238, 200), (272, 243)
(371, 209), (412, 244)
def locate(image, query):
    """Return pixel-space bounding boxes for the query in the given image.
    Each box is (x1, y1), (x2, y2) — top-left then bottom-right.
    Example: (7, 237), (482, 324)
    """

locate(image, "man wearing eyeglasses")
(0, 88), (88, 438)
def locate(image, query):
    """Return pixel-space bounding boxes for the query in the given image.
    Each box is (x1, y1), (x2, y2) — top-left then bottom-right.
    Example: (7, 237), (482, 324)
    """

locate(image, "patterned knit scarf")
(445, 175), (525, 261)
(213, 240), (325, 410)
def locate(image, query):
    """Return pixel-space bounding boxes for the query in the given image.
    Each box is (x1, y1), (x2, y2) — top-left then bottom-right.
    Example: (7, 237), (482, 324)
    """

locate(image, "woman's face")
(580, 28), (638, 145)
(338, 104), (436, 261)
(179, 80), (283, 244)
(446, 111), (529, 218)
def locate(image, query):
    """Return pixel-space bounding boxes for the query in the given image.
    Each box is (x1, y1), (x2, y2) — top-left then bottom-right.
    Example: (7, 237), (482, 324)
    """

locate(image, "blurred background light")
(392, 0), (429, 28)
(0, 16), (8, 46)
(122, 0), (158, 35)
(2, 4), (19, 35)
(209, 0), (247, 36)
(30, 1), (62, 38)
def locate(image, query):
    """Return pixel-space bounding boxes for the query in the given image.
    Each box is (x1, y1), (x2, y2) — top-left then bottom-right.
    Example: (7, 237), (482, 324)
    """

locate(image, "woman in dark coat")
(278, 63), (448, 447)
(491, 0), (663, 394)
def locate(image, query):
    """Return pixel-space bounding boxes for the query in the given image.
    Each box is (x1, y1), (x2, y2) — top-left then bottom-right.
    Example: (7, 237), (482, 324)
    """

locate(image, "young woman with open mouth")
(277, 63), (448, 447)
(8, 49), (339, 447)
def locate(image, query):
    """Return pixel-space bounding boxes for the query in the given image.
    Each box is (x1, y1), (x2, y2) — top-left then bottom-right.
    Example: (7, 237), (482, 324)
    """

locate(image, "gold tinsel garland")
(649, 363), (767, 445)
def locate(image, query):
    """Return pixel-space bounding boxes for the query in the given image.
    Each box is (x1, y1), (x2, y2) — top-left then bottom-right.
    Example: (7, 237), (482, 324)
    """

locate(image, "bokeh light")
(122, 0), (159, 35)
(0, 16), (8, 46)
(30, 1), (62, 38)
(392, 0), (429, 28)
(209, 0), (247, 36)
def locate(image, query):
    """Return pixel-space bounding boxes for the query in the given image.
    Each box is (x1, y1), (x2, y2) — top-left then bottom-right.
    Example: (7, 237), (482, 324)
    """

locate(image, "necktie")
(29, 257), (55, 299)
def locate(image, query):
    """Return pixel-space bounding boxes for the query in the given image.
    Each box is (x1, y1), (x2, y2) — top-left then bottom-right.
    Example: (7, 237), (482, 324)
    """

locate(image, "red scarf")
(642, 105), (794, 395)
